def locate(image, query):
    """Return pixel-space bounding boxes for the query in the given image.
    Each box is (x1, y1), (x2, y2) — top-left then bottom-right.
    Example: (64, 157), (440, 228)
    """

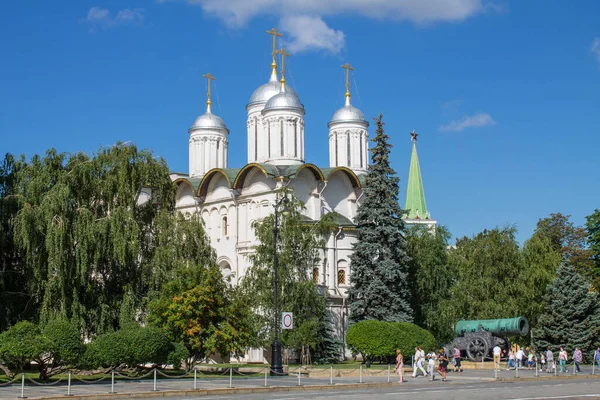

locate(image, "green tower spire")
(404, 130), (429, 220)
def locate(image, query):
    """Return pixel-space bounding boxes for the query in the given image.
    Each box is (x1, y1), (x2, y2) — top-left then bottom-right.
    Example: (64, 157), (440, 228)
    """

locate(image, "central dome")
(263, 89), (304, 113)
(249, 79), (297, 105)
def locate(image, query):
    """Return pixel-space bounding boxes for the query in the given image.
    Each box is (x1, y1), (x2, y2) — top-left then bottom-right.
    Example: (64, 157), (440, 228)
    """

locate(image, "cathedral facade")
(171, 30), (434, 361)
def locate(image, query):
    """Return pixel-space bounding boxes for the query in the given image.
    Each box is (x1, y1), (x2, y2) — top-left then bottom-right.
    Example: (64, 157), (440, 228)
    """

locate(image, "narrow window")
(359, 132), (363, 168)
(347, 132), (351, 167)
(222, 216), (228, 236)
(313, 267), (319, 283)
(280, 120), (284, 156)
(335, 135), (338, 166)
(254, 119), (258, 160)
(268, 124), (271, 158)
(294, 120), (298, 157)
(337, 269), (346, 285)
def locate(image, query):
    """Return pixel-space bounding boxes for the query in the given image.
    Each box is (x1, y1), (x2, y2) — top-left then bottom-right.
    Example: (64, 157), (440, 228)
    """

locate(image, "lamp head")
(282, 196), (291, 216)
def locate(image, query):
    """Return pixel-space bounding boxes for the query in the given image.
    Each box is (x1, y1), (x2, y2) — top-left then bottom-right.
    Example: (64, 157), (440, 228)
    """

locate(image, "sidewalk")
(1, 365), (598, 400)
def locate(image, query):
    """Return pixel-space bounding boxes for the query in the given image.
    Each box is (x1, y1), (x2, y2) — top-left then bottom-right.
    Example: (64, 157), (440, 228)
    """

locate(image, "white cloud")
(592, 38), (600, 66)
(160, 0), (493, 53)
(280, 15), (345, 54)
(84, 7), (144, 29)
(439, 113), (496, 132)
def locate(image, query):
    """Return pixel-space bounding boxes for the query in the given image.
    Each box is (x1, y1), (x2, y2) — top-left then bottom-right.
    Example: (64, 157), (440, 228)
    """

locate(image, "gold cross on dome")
(266, 28), (283, 58)
(277, 48), (290, 80)
(341, 63), (354, 96)
(202, 72), (216, 104)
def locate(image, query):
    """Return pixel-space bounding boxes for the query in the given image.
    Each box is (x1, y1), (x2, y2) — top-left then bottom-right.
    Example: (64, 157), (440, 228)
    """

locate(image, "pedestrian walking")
(516, 347), (524, 369)
(528, 350), (535, 370)
(507, 350), (516, 370)
(395, 349), (406, 383)
(574, 347), (582, 373)
(426, 349), (437, 380)
(437, 349), (448, 382)
(413, 346), (427, 377)
(540, 353), (546, 372)
(595, 347), (600, 369)
(453, 346), (463, 372)
(546, 348), (554, 373)
(493, 344), (502, 371)
(559, 347), (568, 373)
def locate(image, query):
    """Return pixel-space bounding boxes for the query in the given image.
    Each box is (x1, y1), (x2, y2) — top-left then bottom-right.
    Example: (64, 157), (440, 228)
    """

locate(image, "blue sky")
(1, 0), (599, 244)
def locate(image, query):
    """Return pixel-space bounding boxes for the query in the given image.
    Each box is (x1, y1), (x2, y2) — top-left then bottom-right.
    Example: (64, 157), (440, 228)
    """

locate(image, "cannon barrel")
(455, 317), (529, 337)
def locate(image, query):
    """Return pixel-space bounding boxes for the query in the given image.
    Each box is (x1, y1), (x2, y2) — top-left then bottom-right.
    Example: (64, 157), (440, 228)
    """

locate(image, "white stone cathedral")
(171, 31), (369, 361)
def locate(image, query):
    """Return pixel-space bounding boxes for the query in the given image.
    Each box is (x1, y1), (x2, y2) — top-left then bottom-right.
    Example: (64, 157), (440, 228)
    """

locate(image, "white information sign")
(282, 312), (293, 330)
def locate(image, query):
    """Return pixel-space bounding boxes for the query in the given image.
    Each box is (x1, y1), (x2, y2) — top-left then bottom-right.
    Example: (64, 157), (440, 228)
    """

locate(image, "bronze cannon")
(449, 317), (529, 361)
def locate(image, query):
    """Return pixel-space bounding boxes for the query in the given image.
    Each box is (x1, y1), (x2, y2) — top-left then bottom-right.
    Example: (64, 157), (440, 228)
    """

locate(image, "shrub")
(83, 325), (172, 368)
(43, 319), (84, 366)
(346, 320), (435, 362)
(167, 342), (189, 369)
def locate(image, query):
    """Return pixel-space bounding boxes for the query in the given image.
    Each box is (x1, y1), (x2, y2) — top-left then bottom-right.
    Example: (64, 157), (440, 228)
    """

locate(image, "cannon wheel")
(466, 336), (489, 361)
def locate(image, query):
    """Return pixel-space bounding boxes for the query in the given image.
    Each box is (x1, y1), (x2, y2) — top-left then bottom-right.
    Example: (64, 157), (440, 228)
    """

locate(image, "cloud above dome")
(158, 0), (497, 53)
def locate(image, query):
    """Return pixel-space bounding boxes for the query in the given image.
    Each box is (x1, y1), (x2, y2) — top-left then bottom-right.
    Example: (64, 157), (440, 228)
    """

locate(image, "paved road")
(1, 367), (599, 399)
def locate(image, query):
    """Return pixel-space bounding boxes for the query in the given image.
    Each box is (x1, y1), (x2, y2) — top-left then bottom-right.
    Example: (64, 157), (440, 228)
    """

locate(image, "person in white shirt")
(426, 349), (437, 380)
(516, 348), (524, 369)
(493, 345), (502, 371)
(412, 346), (427, 377)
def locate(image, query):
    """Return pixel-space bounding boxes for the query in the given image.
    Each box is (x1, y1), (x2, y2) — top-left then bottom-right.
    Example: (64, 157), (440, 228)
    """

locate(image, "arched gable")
(198, 169), (232, 198)
(322, 170), (355, 219)
(324, 167), (361, 188)
(233, 163), (279, 190)
(205, 174), (232, 203)
(295, 163), (324, 182)
(174, 179), (196, 208)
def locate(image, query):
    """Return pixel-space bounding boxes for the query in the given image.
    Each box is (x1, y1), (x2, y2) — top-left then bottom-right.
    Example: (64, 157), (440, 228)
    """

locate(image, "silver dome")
(263, 90), (304, 113)
(331, 105), (366, 123)
(249, 79), (298, 105)
(189, 111), (228, 132)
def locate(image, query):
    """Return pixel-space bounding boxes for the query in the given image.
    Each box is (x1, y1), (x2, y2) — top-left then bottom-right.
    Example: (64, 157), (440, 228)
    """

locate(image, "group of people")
(493, 345), (599, 374)
(395, 346), (462, 383)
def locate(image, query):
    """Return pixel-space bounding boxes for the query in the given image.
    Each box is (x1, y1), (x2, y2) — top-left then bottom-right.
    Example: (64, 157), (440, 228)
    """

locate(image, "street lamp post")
(271, 194), (290, 375)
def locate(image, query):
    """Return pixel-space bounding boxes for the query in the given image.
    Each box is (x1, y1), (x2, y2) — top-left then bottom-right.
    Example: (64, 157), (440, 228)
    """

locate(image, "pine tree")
(348, 114), (412, 323)
(534, 263), (600, 358)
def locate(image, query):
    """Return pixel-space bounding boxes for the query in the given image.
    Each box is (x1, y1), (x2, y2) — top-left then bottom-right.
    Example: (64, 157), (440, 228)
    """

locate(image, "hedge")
(346, 320), (435, 361)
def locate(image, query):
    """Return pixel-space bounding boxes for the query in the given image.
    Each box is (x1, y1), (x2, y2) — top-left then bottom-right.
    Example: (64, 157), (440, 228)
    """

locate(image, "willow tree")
(12, 144), (176, 334)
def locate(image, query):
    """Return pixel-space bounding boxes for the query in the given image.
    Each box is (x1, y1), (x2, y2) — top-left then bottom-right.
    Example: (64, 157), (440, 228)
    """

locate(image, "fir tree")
(348, 114), (412, 323)
(534, 263), (600, 358)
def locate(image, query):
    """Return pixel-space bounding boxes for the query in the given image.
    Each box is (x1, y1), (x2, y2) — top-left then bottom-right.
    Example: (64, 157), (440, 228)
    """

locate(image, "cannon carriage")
(448, 317), (529, 361)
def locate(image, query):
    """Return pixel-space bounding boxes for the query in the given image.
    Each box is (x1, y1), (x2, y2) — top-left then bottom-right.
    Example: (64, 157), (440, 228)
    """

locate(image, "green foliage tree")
(518, 232), (562, 328)
(406, 225), (454, 343)
(535, 213), (593, 278)
(149, 261), (253, 367)
(10, 145), (176, 334)
(442, 226), (522, 320)
(0, 154), (31, 331)
(239, 191), (337, 359)
(0, 319), (82, 379)
(585, 209), (600, 289)
(348, 114), (412, 323)
(534, 263), (600, 359)
(346, 320), (435, 362)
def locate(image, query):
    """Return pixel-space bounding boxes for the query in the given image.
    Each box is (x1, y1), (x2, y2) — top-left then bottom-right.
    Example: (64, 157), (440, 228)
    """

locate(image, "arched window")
(337, 269), (346, 285)
(313, 267), (319, 283)
(222, 216), (228, 236)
